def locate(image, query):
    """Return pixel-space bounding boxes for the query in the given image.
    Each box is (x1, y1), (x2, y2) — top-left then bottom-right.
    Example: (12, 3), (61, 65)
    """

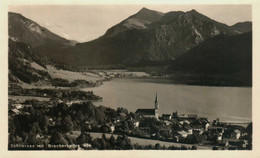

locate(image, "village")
(8, 89), (252, 150)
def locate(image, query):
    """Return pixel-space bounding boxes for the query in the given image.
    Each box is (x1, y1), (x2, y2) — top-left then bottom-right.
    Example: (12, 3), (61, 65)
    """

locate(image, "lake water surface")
(84, 78), (252, 122)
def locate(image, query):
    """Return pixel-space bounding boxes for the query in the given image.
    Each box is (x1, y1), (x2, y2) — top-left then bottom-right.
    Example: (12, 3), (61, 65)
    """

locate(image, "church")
(135, 93), (159, 119)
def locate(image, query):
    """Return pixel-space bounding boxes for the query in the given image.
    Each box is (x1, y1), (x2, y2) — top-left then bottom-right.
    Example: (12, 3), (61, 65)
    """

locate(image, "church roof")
(136, 109), (155, 115)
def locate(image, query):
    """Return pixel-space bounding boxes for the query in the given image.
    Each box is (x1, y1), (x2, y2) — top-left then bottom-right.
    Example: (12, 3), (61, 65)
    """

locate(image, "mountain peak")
(189, 9), (198, 13)
(136, 7), (164, 16)
(140, 7), (150, 11)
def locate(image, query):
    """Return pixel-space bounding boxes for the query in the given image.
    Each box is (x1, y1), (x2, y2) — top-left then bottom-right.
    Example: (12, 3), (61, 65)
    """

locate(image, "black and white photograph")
(4, 4), (255, 152)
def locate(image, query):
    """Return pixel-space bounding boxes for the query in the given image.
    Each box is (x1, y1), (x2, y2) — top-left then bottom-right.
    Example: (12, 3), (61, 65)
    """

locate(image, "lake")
(84, 78), (252, 122)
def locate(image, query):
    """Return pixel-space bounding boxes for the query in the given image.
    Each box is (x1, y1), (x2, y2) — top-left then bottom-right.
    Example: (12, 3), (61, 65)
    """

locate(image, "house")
(177, 130), (188, 138)
(188, 114), (197, 120)
(179, 114), (197, 121)
(128, 119), (140, 128)
(184, 126), (193, 135)
(162, 114), (172, 120)
(135, 93), (159, 119)
(163, 120), (172, 126)
(184, 120), (190, 125)
(208, 126), (225, 135)
(179, 114), (188, 120)
(100, 123), (115, 133)
(159, 128), (172, 137)
(172, 111), (179, 119)
(179, 120), (190, 126)
(12, 103), (22, 109)
(217, 133), (223, 141)
(231, 129), (241, 139)
(192, 127), (204, 135)
(83, 121), (92, 130)
(217, 140), (229, 147)
(203, 122), (210, 131)
(229, 139), (248, 149)
(10, 109), (20, 115)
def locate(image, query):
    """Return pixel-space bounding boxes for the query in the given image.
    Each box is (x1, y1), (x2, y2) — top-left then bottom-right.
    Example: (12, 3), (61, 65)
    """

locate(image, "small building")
(179, 114), (197, 121)
(217, 140), (229, 147)
(128, 119), (140, 128)
(10, 109), (20, 115)
(12, 103), (22, 109)
(192, 127), (204, 135)
(184, 126), (193, 135)
(217, 133), (223, 141)
(100, 123), (115, 133)
(162, 114), (172, 120)
(179, 120), (190, 126)
(163, 120), (172, 126)
(229, 139), (248, 149)
(208, 126), (225, 135)
(231, 129), (241, 139)
(159, 128), (172, 137)
(172, 111), (179, 119)
(83, 121), (92, 130)
(188, 114), (197, 120)
(179, 114), (188, 120)
(177, 130), (188, 138)
(203, 122), (210, 131)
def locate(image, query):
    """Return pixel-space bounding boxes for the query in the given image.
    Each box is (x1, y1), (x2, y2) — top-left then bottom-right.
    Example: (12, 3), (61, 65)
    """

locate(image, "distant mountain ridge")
(231, 21), (252, 33)
(56, 8), (238, 66)
(9, 9), (250, 68)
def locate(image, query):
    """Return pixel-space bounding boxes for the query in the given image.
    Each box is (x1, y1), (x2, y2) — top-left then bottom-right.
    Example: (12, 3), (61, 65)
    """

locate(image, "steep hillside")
(8, 39), (51, 84)
(8, 12), (76, 58)
(168, 32), (252, 86)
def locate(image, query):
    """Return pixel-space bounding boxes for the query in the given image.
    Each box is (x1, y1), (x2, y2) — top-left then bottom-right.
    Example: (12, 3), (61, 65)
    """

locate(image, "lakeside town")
(7, 5), (252, 151)
(8, 86), (252, 150)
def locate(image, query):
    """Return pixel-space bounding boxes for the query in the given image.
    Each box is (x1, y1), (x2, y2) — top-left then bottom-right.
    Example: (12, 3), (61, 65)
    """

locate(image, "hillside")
(231, 21), (252, 33)
(8, 12), (76, 59)
(8, 38), (101, 88)
(168, 32), (252, 86)
(8, 39), (51, 84)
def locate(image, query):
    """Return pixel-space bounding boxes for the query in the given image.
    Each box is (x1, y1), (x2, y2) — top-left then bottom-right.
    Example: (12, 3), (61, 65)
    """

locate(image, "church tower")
(155, 93), (159, 119)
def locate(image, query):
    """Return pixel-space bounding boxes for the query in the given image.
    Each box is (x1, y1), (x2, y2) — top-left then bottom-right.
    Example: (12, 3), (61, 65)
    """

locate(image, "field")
(67, 131), (211, 150)
(47, 65), (102, 82)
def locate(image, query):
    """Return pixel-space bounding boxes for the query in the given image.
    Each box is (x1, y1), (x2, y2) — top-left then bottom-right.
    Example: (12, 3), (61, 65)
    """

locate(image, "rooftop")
(136, 109), (155, 115)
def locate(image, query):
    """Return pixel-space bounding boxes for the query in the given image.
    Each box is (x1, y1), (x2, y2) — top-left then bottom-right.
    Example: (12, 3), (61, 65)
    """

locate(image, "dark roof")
(162, 114), (171, 117)
(136, 109), (155, 115)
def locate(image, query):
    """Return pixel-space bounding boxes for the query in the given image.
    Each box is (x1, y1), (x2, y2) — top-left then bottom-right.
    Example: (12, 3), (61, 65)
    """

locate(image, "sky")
(9, 5), (252, 42)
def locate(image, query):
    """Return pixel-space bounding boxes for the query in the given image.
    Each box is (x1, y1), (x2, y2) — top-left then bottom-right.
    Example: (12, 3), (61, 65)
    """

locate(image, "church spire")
(155, 93), (159, 110)
(155, 93), (158, 104)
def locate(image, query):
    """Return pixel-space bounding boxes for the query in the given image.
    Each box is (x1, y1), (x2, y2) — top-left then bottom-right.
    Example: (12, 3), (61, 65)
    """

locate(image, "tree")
(76, 132), (92, 145)
(155, 143), (161, 150)
(109, 135), (116, 148)
(61, 116), (74, 132)
(102, 133), (107, 141)
(49, 131), (68, 145)
(122, 121), (129, 131)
